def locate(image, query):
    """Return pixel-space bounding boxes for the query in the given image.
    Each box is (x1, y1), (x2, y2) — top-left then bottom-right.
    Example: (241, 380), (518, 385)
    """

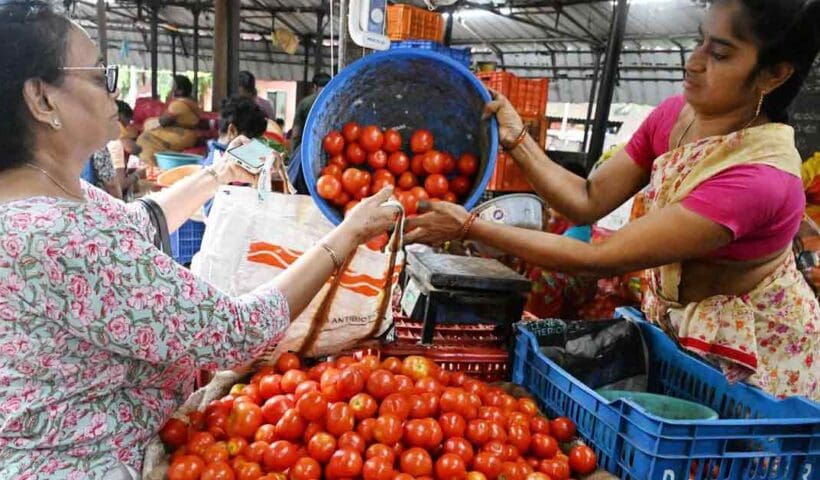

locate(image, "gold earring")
(755, 91), (766, 118)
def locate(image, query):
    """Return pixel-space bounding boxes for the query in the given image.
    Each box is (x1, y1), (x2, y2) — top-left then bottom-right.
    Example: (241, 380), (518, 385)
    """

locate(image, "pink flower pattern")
(0, 183), (290, 478)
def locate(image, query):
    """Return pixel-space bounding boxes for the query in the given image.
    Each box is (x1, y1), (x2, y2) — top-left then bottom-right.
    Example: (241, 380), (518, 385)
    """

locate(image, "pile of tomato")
(316, 123), (481, 217)
(160, 353), (598, 480)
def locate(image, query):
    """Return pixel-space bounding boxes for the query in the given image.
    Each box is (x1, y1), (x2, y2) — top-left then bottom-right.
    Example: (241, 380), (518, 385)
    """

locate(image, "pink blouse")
(625, 95), (805, 261)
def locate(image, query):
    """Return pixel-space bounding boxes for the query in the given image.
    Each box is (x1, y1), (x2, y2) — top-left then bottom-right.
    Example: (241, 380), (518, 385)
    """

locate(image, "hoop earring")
(755, 91), (766, 118)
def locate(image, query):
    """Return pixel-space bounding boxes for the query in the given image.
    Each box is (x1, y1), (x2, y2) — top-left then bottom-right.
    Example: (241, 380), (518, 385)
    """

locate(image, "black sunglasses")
(59, 64), (119, 93)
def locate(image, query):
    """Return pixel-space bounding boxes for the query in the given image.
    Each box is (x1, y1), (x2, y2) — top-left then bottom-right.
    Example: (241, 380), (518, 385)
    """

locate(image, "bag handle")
(257, 151), (296, 196)
(137, 197), (172, 255)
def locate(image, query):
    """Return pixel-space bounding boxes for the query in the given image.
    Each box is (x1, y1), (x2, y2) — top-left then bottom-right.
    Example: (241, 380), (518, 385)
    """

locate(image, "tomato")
(328, 154), (348, 169)
(525, 473), (550, 480)
(373, 168), (395, 181)
(160, 418), (189, 448)
(201, 461), (234, 480)
(402, 419), (430, 448)
(442, 191), (458, 203)
(362, 456), (395, 480)
(517, 398), (539, 417)
(507, 422), (532, 454)
(280, 369), (307, 394)
(393, 474), (414, 480)
(436, 453), (468, 480)
(273, 408), (305, 441)
(393, 375), (415, 395)
(408, 154), (425, 177)
(283, 457), (319, 480)
(226, 436), (249, 457)
(372, 177), (395, 193)
(383, 129), (402, 152)
(498, 461), (530, 480)
(235, 460), (263, 480)
(341, 168), (366, 195)
(420, 150), (443, 175)
(568, 445), (597, 475)
(507, 412), (529, 429)
(253, 424), (276, 443)
(244, 440), (268, 463)
(381, 357), (403, 374)
(467, 472), (489, 480)
(326, 402), (355, 436)
(401, 356), (433, 381)
(294, 391), (327, 422)
(323, 131), (345, 155)
(332, 191), (351, 207)
(347, 393), (377, 421)
(366, 443), (396, 464)
(424, 418), (444, 449)
(473, 452), (503, 480)
(444, 437), (475, 464)
(306, 431), (336, 464)
(342, 122), (362, 143)
(413, 377), (441, 395)
(346, 143), (367, 165)
(467, 420), (492, 447)
(488, 422), (507, 444)
(274, 353), (300, 373)
(316, 174), (342, 200)
(450, 372), (468, 387)
(397, 171), (418, 190)
(168, 454), (205, 480)
(366, 370), (396, 400)
(424, 174), (449, 198)
(257, 375), (283, 401)
(530, 417), (550, 435)
(360, 125), (385, 152)
(260, 395), (292, 424)
(373, 414), (403, 445)
(400, 447), (433, 476)
(379, 393), (411, 420)
(410, 129), (434, 153)
(538, 458), (570, 480)
(205, 412), (229, 440)
(293, 381), (319, 400)
(337, 366), (366, 399)
(338, 431), (367, 454)
(367, 150), (388, 170)
(449, 176), (472, 197)
(458, 153), (479, 176)
(549, 417), (576, 442)
(387, 152), (410, 175)
(228, 402), (263, 439)
(357, 417), (378, 443)
(502, 444), (520, 462)
(439, 412), (468, 439)
(530, 434), (558, 459)
(482, 441), (505, 458)
(326, 448), (364, 479)
(264, 440), (299, 472)
(408, 393), (437, 419)
(441, 388), (469, 416)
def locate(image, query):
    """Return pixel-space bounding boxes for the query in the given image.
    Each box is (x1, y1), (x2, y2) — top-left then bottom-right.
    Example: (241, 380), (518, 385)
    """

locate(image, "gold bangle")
(319, 242), (343, 272)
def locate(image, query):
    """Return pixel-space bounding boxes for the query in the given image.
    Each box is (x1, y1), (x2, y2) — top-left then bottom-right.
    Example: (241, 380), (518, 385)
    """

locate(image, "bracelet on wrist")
(459, 212), (479, 241)
(504, 126), (528, 151)
(319, 242), (344, 273)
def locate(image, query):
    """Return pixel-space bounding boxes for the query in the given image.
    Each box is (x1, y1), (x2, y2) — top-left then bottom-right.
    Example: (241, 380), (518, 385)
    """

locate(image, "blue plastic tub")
(302, 49), (498, 225)
(512, 307), (820, 480)
(170, 219), (205, 265)
(155, 152), (202, 171)
(389, 40), (472, 68)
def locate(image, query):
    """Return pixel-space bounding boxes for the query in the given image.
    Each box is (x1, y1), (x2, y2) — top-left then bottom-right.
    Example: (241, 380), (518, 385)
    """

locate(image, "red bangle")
(505, 126), (528, 151)
(460, 212), (479, 241)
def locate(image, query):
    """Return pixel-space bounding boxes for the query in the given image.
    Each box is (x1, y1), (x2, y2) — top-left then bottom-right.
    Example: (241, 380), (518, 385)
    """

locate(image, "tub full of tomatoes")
(149, 352), (609, 480)
(302, 49), (499, 225)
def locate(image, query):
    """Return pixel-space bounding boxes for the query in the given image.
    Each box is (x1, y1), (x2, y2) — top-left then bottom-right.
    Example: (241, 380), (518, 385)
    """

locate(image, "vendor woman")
(0, 2), (398, 477)
(409, 0), (820, 400)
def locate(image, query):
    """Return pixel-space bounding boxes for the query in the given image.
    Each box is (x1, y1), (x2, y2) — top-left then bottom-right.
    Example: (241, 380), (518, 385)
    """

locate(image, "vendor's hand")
(342, 186), (402, 243)
(483, 89), (525, 148)
(213, 135), (261, 185)
(405, 201), (471, 245)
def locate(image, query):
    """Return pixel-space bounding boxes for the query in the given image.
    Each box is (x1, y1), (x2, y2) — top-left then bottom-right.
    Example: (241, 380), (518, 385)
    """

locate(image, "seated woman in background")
(136, 75), (201, 167)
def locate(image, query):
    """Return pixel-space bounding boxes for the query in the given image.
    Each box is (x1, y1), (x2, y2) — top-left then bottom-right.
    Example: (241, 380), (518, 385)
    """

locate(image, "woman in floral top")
(0, 3), (398, 478)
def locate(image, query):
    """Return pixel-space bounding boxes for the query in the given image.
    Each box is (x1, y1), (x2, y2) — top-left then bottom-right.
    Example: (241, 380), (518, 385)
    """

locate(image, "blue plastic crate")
(169, 219), (205, 265)
(512, 307), (820, 480)
(389, 40), (471, 68)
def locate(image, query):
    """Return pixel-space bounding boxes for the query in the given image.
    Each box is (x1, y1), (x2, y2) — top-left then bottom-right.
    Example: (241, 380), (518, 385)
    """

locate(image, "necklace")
(675, 113), (760, 149)
(25, 162), (85, 201)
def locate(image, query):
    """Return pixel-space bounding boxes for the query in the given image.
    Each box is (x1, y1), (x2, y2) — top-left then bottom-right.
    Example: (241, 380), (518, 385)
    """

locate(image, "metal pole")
(582, 49), (602, 153)
(303, 36), (311, 82)
(150, 2), (159, 99)
(338, 0), (348, 72)
(96, 0), (107, 64)
(443, 12), (454, 46)
(586, 0), (629, 170)
(192, 6), (199, 99)
(171, 33), (177, 79)
(227, 0), (241, 95)
(314, 7), (325, 75)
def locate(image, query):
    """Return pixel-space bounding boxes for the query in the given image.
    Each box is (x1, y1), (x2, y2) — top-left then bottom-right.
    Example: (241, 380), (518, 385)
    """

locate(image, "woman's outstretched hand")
(404, 200), (471, 245)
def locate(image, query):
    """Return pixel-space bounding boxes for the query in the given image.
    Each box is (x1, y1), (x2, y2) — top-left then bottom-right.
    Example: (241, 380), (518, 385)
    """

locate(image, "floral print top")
(0, 183), (291, 479)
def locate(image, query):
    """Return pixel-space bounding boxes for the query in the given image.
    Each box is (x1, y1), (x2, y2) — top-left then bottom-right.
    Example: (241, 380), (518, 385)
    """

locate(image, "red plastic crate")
(386, 4), (444, 42)
(476, 71), (517, 97)
(394, 318), (508, 347)
(508, 77), (549, 117)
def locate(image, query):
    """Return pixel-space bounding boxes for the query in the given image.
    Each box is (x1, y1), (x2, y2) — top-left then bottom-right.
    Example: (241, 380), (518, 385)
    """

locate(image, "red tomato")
(458, 153), (479, 176)
(226, 437), (249, 457)
(530, 434), (558, 459)
(367, 150), (388, 170)
(393, 375), (416, 394)
(326, 448), (364, 479)
(408, 393), (437, 419)
(549, 417), (576, 442)
(400, 448), (433, 476)
(498, 461), (529, 480)
(423, 150), (445, 174)
(396, 190), (418, 215)
(440, 388), (467, 415)
(383, 129), (402, 152)
(410, 129), (434, 153)
(424, 174), (449, 198)
(307, 432), (336, 464)
(263, 440), (298, 472)
(328, 154), (348, 169)
(539, 458), (570, 480)
(373, 168), (394, 181)
(568, 445), (597, 475)
(415, 377), (442, 395)
(518, 398), (539, 416)
(274, 408), (305, 441)
(424, 418), (444, 449)
(160, 418), (189, 448)
(440, 152), (456, 174)
(360, 125), (385, 152)
(257, 375), (282, 401)
(326, 402), (355, 436)
(443, 191), (458, 203)
(317, 174), (342, 200)
(450, 176), (472, 197)
(280, 369), (307, 394)
(341, 168), (367, 195)
(436, 453), (468, 480)
(373, 414), (403, 445)
(346, 143), (366, 165)
(245, 440), (268, 463)
(290, 457), (322, 480)
(332, 191), (351, 208)
(439, 412), (467, 439)
(410, 154), (426, 176)
(488, 422), (507, 445)
(530, 417), (550, 435)
(366, 370), (396, 400)
(402, 419), (430, 448)
(293, 381), (319, 400)
(349, 393), (378, 421)
(337, 366), (367, 399)
(253, 424), (276, 443)
(466, 420), (492, 447)
(472, 452), (503, 480)
(362, 456), (395, 480)
(234, 461), (263, 480)
(261, 395), (293, 424)
(401, 356), (432, 381)
(397, 171), (418, 190)
(444, 437), (475, 464)
(228, 402), (263, 439)
(296, 391), (328, 422)
(387, 152), (410, 175)
(366, 443), (396, 464)
(482, 441), (505, 458)
(342, 122), (362, 143)
(338, 431), (367, 454)
(508, 422), (532, 454)
(201, 461), (234, 480)
(372, 177), (395, 193)
(275, 353), (300, 373)
(323, 131), (345, 155)
(357, 417), (378, 444)
(379, 393), (411, 420)
(168, 454), (205, 480)
(450, 372), (468, 387)
(381, 357), (403, 374)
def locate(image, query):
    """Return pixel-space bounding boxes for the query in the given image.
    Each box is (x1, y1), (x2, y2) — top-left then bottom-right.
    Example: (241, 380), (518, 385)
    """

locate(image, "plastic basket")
(170, 219), (206, 265)
(390, 40), (471, 68)
(386, 4), (444, 42)
(508, 77), (549, 117)
(512, 307), (820, 480)
(154, 152), (202, 171)
(476, 71), (517, 97)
